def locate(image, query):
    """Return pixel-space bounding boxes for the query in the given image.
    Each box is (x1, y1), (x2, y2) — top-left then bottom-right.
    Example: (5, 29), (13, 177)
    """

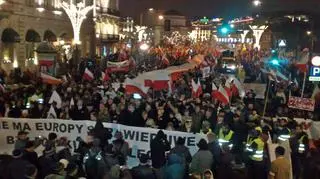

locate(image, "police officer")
(247, 127), (266, 179)
(276, 118), (291, 142)
(291, 125), (309, 179)
(218, 123), (234, 150)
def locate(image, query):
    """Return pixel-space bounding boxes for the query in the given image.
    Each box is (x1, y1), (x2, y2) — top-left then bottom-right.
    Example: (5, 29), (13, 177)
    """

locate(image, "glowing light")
(140, 43), (149, 51)
(312, 56), (320, 66)
(148, 8), (154, 12)
(250, 25), (268, 49)
(253, 0), (261, 6)
(0, 0), (5, 5)
(221, 27), (228, 34)
(53, 10), (62, 15)
(230, 24), (235, 28)
(37, 7), (45, 12)
(60, 0), (96, 45)
(271, 59), (279, 65)
(307, 31), (312, 35)
(13, 60), (18, 68)
(158, 15), (164, 20)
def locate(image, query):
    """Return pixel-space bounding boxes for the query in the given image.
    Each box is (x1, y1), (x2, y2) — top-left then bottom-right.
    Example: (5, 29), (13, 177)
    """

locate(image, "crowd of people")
(0, 46), (319, 179)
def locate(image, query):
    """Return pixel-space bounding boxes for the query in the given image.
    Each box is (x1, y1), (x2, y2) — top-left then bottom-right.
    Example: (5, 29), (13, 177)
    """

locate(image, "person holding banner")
(150, 130), (171, 169)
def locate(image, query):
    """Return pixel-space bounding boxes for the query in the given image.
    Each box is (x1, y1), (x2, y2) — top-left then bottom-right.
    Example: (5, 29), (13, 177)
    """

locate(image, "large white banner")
(0, 118), (204, 167)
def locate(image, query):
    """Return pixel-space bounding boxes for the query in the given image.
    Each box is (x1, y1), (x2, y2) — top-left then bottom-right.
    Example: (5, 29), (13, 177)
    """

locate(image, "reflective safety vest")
(298, 135), (307, 154)
(245, 136), (256, 151)
(278, 128), (291, 141)
(248, 138), (264, 162)
(218, 129), (234, 149)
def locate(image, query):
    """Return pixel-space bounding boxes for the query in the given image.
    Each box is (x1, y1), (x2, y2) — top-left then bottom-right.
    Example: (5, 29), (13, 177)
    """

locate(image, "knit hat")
(12, 149), (23, 158)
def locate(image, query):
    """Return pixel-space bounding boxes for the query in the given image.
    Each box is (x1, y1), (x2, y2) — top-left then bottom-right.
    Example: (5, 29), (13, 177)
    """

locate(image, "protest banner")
(0, 118), (204, 167)
(243, 83), (266, 99)
(288, 96), (315, 111)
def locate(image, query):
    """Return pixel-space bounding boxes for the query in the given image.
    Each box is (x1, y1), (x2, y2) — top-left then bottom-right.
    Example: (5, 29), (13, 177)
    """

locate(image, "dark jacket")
(208, 141), (221, 167)
(150, 131), (171, 168)
(22, 150), (38, 167)
(164, 154), (185, 179)
(131, 164), (157, 179)
(7, 158), (30, 179)
(170, 145), (192, 165)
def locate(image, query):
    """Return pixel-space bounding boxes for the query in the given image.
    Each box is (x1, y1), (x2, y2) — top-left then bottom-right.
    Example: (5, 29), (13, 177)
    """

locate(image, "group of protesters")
(0, 45), (320, 179)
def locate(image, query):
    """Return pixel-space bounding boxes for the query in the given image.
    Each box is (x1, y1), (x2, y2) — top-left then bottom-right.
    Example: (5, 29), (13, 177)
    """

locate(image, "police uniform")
(218, 128), (234, 149)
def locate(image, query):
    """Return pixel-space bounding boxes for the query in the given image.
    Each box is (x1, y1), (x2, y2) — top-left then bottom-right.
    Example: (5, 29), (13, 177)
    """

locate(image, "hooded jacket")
(164, 154), (185, 179)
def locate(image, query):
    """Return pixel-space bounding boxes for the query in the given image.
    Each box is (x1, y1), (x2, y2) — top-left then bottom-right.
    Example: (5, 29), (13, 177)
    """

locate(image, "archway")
(1, 28), (20, 66)
(43, 30), (57, 42)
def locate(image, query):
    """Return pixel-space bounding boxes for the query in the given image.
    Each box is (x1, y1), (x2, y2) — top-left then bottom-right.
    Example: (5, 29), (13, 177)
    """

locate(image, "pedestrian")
(22, 141), (38, 168)
(7, 149), (30, 179)
(14, 131), (29, 150)
(207, 132), (221, 171)
(170, 137), (192, 178)
(164, 154), (185, 179)
(269, 146), (290, 179)
(131, 154), (157, 179)
(190, 139), (213, 174)
(150, 130), (171, 169)
(112, 131), (129, 165)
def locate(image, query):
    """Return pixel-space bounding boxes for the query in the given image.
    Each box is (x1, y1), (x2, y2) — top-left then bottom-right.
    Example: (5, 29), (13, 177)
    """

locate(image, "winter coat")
(7, 158), (30, 179)
(22, 150), (38, 168)
(14, 139), (28, 150)
(164, 154), (185, 179)
(170, 145), (192, 165)
(131, 164), (157, 179)
(150, 133), (171, 168)
(190, 150), (213, 174)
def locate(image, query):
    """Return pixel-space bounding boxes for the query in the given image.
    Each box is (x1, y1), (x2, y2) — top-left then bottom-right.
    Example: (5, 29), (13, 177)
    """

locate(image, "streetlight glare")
(307, 31), (312, 35)
(158, 15), (164, 20)
(253, 0), (261, 6)
(149, 8), (154, 12)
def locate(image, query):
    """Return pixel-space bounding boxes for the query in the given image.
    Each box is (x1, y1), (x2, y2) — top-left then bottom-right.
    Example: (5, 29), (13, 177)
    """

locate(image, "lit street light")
(307, 31), (312, 35)
(253, 0), (262, 6)
(149, 8), (154, 12)
(158, 15), (164, 20)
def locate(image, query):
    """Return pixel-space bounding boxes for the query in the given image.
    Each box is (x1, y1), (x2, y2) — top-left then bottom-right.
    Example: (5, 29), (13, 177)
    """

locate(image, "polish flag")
(41, 73), (62, 85)
(296, 48), (309, 73)
(228, 78), (246, 98)
(211, 82), (218, 97)
(101, 71), (110, 81)
(212, 85), (230, 104)
(162, 54), (170, 66)
(125, 78), (149, 96)
(83, 68), (94, 81)
(224, 82), (232, 97)
(144, 71), (170, 91)
(192, 79), (202, 98)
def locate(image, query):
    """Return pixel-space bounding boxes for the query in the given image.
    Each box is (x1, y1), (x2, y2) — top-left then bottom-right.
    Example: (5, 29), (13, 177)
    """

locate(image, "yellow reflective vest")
(249, 138), (264, 162)
(218, 129), (234, 148)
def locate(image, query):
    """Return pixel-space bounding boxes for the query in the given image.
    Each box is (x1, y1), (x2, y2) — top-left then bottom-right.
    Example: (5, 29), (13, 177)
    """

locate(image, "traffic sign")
(309, 66), (320, 81)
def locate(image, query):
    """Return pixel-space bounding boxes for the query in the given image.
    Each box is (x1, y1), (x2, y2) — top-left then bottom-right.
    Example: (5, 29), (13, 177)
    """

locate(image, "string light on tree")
(60, 0), (96, 45)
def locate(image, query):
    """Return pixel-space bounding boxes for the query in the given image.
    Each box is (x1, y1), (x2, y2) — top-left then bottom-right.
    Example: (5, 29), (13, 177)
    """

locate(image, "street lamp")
(307, 31), (312, 36)
(253, 0), (262, 6)
(158, 15), (164, 20)
(148, 8), (154, 12)
(0, 0), (5, 5)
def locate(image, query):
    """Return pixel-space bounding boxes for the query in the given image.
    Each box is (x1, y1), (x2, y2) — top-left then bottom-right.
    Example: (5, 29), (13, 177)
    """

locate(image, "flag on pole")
(224, 82), (232, 97)
(161, 54), (170, 65)
(47, 105), (57, 119)
(125, 78), (149, 96)
(101, 71), (110, 81)
(83, 68), (94, 81)
(212, 85), (230, 104)
(41, 73), (62, 85)
(191, 79), (202, 98)
(49, 90), (62, 109)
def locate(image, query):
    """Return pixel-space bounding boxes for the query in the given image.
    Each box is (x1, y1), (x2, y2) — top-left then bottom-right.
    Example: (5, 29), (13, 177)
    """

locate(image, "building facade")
(0, 0), (120, 71)
(190, 17), (223, 42)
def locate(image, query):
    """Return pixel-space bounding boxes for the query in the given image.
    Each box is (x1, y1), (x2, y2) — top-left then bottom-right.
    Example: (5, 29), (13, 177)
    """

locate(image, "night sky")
(120, 0), (319, 20)
(120, 0), (251, 20)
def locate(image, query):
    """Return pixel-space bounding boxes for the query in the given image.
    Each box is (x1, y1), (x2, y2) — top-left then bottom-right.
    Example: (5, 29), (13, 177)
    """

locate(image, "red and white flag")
(161, 54), (170, 66)
(228, 78), (246, 98)
(41, 73), (62, 85)
(125, 78), (149, 96)
(224, 82), (232, 97)
(192, 79), (202, 98)
(212, 85), (230, 104)
(83, 68), (94, 81)
(101, 71), (110, 81)
(296, 48), (309, 73)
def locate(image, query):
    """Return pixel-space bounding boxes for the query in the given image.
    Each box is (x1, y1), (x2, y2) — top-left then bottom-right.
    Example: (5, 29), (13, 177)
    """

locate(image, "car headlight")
(229, 65), (236, 70)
